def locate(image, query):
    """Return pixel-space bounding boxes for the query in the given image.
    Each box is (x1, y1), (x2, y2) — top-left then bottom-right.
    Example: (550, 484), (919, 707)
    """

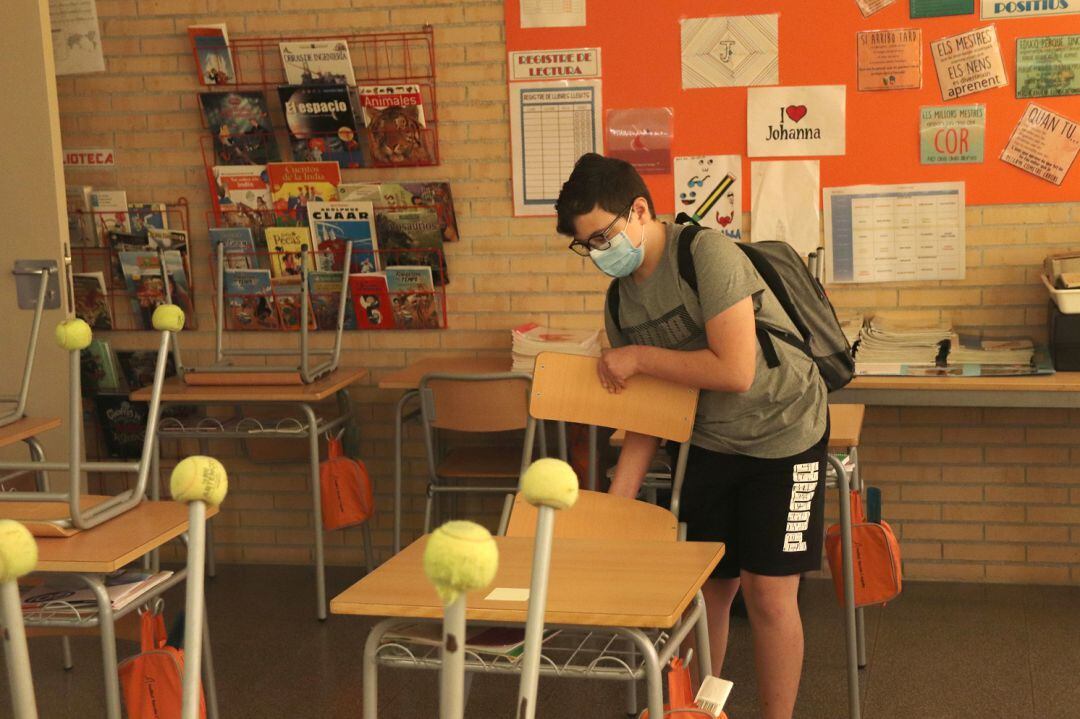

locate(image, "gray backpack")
(606, 224), (854, 392)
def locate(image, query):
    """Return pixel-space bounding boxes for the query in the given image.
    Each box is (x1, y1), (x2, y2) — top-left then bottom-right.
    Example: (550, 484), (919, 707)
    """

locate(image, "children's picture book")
(147, 228), (188, 251)
(267, 161), (341, 225)
(93, 396), (150, 459)
(348, 272), (395, 329)
(213, 165), (272, 216)
(385, 265), (440, 329)
(188, 24), (234, 85)
(81, 339), (121, 394)
(209, 227), (257, 269)
(90, 190), (131, 237)
(271, 278), (317, 330)
(115, 350), (176, 390)
(339, 181), (459, 243)
(65, 184), (97, 247)
(72, 272), (113, 330)
(357, 84), (431, 165)
(223, 268), (278, 330)
(264, 226), (314, 278)
(21, 570), (175, 614)
(307, 200), (379, 274)
(128, 203), (168, 236)
(308, 271), (356, 330)
(279, 40), (356, 86)
(375, 207), (449, 285)
(118, 250), (194, 330)
(278, 84), (365, 168)
(200, 91), (279, 165)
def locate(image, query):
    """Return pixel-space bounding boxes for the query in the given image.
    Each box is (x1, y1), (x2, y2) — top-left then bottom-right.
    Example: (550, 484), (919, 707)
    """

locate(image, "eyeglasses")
(568, 205), (632, 256)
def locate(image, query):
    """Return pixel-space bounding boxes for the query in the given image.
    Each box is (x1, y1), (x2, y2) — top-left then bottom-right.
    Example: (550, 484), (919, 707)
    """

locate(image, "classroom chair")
(1, 263), (52, 429)
(418, 372), (536, 533)
(0, 520), (40, 718)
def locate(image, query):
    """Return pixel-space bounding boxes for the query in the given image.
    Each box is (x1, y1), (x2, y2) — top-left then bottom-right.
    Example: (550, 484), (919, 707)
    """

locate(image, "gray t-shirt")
(604, 223), (827, 458)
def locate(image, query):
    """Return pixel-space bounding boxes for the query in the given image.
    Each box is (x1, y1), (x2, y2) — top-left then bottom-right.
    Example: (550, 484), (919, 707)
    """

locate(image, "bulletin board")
(505, 0), (1080, 213)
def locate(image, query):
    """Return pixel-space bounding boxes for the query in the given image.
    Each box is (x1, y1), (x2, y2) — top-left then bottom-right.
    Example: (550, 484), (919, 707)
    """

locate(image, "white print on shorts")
(783, 461), (819, 552)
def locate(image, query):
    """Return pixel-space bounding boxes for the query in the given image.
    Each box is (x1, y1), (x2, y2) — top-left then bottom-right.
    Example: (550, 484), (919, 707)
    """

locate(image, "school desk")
(131, 367), (369, 620)
(832, 372), (1080, 407)
(0, 499), (220, 719)
(331, 533), (724, 719)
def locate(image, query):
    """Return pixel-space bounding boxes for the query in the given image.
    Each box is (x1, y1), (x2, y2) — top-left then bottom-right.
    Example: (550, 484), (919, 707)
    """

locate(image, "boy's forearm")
(634, 345), (748, 392)
(609, 431), (661, 499)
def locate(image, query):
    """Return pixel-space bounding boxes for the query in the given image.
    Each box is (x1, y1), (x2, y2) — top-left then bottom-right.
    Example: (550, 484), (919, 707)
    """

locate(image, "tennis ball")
(0, 520), (37, 582)
(520, 458), (579, 510)
(152, 304), (185, 333)
(54, 318), (92, 351)
(423, 520), (498, 605)
(170, 456), (228, 507)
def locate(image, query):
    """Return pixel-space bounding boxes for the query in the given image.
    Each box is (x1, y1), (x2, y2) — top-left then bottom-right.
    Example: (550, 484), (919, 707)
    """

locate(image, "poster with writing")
(911, 0), (974, 17)
(751, 160), (821, 256)
(509, 48), (600, 81)
(930, 25), (1008, 101)
(1017, 35), (1080, 99)
(856, 0), (897, 17)
(48, 0), (105, 75)
(521, 0), (585, 28)
(920, 105), (986, 164)
(606, 108), (673, 174)
(999, 103), (1080, 185)
(857, 29), (923, 91)
(747, 85), (846, 157)
(681, 15), (779, 89)
(981, 0), (1080, 19)
(673, 156), (742, 239)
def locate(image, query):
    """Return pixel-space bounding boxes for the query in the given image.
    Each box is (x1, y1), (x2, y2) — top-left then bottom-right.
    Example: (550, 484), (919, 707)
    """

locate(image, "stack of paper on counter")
(947, 335), (1035, 367)
(511, 323), (602, 373)
(853, 315), (953, 375)
(836, 311), (864, 348)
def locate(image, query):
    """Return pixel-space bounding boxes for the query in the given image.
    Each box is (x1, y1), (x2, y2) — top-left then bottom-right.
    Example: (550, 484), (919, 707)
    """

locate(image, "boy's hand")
(597, 346), (640, 393)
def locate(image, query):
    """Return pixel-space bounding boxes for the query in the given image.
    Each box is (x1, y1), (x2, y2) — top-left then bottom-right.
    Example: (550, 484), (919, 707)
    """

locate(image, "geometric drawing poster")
(681, 15), (779, 89)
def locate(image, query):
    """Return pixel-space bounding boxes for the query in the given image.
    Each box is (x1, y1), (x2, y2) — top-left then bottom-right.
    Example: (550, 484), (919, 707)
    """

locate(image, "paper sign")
(63, 148), (115, 167)
(747, 85), (846, 158)
(911, 0), (974, 17)
(930, 25), (1008, 101)
(521, 0), (584, 28)
(606, 108), (673, 174)
(485, 588), (530, 602)
(674, 155), (742, 239)
(920, 105), (986, 164)
(857, 29), (923, 91)
(681, 15), (779, 89)
(1017, 35), (1080, 99)
(981, 0), (1080, 19)
(509, 48), (601, 81)
(509, 80), (603, 217)
(48, 0), (105, 75)
(857, 0), (897, 17)
(1000, 103), (1080, 185)
(751, 160), (821, 256)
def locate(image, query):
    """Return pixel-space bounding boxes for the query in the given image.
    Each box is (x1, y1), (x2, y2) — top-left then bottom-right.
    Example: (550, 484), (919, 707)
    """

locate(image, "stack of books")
(947, 336), (1035, 367)
(853, 315), (953, 374)
(511, 323), (602, 373)
(20, 570), (174, 618)
(836, 311), (864, 348)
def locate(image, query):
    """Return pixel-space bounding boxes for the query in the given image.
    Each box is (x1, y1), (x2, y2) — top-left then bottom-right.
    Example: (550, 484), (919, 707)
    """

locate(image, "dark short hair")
(555, 153), (655, 237)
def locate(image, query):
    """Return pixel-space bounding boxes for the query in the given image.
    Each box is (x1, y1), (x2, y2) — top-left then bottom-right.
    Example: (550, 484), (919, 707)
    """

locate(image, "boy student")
(555, 153), (828, 719)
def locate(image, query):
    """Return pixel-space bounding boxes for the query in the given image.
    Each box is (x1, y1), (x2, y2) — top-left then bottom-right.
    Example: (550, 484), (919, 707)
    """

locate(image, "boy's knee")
(741, 574), (800, 625)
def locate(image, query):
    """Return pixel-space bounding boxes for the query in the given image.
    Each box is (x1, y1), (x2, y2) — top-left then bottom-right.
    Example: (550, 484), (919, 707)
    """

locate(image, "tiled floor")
(5, 565), (1078, 718)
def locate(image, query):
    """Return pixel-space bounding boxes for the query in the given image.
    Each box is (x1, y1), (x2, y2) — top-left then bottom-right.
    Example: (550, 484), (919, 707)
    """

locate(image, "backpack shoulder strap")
(606, 278), (622, 334)
(675, 223), (706, 293)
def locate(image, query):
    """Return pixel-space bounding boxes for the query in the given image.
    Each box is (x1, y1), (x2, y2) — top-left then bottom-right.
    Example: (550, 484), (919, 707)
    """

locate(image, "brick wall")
(56, 0), (1079, 582)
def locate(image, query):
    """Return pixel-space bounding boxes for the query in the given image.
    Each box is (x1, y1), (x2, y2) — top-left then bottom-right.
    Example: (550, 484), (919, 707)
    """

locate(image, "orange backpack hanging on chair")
(118, 606), (206, 719)
(825, 490), (902, 608)
(319, 431), (375, 531)
(638, 656), (729, 719)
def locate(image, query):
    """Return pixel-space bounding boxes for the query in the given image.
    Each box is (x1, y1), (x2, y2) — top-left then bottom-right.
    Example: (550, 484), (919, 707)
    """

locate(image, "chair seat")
(437, 445), (525, 479)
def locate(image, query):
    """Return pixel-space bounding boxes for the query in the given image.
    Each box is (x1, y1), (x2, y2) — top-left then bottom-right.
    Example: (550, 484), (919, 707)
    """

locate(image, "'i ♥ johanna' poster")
(746, 85), (847, 157)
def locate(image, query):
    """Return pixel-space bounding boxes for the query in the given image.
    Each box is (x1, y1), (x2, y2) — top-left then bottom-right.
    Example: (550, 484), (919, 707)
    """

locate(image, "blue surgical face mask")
(589, 210), (646, 278)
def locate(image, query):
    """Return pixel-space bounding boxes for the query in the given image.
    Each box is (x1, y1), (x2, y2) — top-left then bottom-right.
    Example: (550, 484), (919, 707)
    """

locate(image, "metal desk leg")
(850, 447), (867, 669)
(623, 629), (663, 719)
(363, 619), (395, 719)
(393, 390), (419, 556)
(78, 574), (121, 719)
(0, 580), (37, 718)
(828, 454), (861, 719)
(588, 424), (597, 491)
(692, 591), (713, 681)
(300, 403), (328, 621)
(150, 434), (161, 573)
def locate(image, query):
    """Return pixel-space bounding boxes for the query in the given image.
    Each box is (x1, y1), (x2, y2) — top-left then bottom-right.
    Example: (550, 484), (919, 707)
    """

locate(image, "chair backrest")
(529, 352), (699, 443)
(505, 489), (678, 541)
(420, 372), (532, 432)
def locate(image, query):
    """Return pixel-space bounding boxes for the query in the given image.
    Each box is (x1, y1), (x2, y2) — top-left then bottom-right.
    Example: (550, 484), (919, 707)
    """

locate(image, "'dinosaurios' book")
(72, 272), (113, 330)
(307, 200), (378, 274)
(279, 40), (356, 86)
(200, 91), (280, 165)
(339, 181), (459, 243)
(385, 265), (440, 330)
(267, 161), (341, 225)
(375, 207), (448, 285)
(278, 84), (365, 168)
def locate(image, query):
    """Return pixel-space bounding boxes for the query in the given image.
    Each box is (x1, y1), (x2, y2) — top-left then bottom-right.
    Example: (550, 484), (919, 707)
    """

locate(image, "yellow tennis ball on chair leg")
(152, 304), (185, 332)
(54, 318), (93, 351)
(170, 456), (228, 507)
(520, 458), (579, 510)
(423, 521), (498, 605)
(0, 520), (38, 582)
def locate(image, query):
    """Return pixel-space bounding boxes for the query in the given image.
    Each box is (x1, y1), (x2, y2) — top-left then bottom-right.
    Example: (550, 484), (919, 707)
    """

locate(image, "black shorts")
(676, 424), (829, 579)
